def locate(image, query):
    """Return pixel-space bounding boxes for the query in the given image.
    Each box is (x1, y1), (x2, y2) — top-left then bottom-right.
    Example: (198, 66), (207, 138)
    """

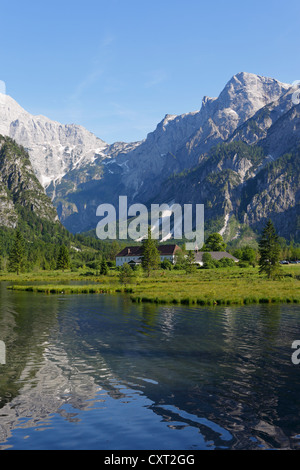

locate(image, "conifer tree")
(56, 245), (70, 271)
(141, 226), (160, 277)
(258, 219), (281, 279)
(185, 250), (196, 273)
(100, 258), (108, 275)
(8, 229), (25, 275)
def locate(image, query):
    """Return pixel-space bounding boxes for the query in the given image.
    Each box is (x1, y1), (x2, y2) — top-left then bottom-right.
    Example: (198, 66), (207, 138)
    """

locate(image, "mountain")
(0, 135), (59, 229)
(151, 141), (300, 242)
(0, 92), (138, 194)
(87, 72), (291, 203)
(0, 72), (298, 243)
(149, 82), (300, 243)
(0, 136), (122, 273)
(171, 72), (291, 166)
(46, 72), (293, 234)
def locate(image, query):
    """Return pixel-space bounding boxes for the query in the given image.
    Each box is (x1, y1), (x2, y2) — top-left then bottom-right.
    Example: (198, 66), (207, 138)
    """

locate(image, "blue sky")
(1, 0), (300, 143)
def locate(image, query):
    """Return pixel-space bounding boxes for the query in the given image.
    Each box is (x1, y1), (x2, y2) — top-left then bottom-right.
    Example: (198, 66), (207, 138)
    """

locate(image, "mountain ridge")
(0, 72), (298, 243)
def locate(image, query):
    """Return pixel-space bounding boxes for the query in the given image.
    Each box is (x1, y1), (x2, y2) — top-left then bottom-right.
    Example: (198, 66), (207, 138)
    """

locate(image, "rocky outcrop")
(240, 151), (300, 239)
(0, 136), (59, 228)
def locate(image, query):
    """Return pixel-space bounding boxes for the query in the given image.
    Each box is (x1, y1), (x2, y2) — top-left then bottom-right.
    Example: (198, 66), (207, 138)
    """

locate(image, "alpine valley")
(0, 71), (299, 245)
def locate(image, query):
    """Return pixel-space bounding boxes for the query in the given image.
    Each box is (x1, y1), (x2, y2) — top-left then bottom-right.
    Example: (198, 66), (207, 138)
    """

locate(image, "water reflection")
(0, 283), (300, 449)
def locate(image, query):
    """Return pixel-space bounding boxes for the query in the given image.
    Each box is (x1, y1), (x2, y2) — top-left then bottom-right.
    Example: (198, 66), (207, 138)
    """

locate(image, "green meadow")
(2, 264), (300, 307)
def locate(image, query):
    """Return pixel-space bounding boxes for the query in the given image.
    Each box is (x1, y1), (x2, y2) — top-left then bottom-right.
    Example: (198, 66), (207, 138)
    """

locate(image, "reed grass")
(7, 284), (117, 294)
(4, 265), (300, 306)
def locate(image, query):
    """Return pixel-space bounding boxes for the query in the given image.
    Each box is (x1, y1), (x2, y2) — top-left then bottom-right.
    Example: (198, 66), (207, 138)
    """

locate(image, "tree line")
(1, 219), (299, 279)
(0, 223), (126, 274)
(118, 220), (299, 281)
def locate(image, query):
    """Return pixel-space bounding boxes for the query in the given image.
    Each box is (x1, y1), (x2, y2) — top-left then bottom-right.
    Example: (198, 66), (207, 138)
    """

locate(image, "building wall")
(116, 256), (140, 267)
(116, 254), (175, 267)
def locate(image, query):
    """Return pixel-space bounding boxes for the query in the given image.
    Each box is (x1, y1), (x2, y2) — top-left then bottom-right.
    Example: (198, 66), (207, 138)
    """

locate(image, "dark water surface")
(0, 282), (300, 450)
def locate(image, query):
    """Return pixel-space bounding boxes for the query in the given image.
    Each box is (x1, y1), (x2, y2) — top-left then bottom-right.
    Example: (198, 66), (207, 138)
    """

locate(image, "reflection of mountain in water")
(0, 282), (60, 406)
(0, 286), (118, 446)
(1, 287), (300, 450)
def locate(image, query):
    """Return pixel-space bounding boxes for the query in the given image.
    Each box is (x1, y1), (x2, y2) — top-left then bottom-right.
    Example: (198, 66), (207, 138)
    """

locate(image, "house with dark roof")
(193, 251), (239, 266)
(116, 244), (181, 267)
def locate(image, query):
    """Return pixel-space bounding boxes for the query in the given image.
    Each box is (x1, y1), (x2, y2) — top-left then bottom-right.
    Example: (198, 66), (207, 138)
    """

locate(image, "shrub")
(161, 259), (173, 270)
(216, 258), (236, 268)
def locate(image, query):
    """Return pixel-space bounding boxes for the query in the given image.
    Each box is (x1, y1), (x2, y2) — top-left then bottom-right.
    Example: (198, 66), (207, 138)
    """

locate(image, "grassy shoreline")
(2, 264), (300, 307)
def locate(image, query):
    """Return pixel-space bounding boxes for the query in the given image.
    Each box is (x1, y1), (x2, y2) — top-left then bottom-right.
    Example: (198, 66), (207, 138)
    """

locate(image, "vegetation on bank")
(0, 216), (128, 273)
(3, 264), (300, 306)
(1, 218), (300, 307)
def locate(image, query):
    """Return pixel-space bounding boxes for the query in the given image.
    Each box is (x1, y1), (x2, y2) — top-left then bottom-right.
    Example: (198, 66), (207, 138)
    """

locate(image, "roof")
(158, 244), (181, 255)
(194, 251), (239, 262)
(116, 244), (181, 258)
(116, 246), (142, 257)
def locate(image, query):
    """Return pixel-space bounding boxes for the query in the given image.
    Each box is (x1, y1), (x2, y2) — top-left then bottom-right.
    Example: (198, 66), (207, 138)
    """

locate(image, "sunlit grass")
(3, 264), (300, 306)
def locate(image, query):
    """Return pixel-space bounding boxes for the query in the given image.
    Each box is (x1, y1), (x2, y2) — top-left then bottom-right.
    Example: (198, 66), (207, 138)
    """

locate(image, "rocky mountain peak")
(218, 72), (291, 122)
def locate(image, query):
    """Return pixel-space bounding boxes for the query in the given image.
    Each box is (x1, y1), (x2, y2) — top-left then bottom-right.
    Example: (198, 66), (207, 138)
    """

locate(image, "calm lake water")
(0, 281), (300, 450)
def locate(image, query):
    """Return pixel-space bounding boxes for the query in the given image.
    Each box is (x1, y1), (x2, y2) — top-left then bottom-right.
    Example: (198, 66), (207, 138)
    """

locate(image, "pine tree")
(8, 229), (25, 275)
(185, 250), (196, 273)
(141, 226), (160, 277)
(258, 219), (281, 279)
(56, 245), (70, 271)
(100, 258), (108, 275)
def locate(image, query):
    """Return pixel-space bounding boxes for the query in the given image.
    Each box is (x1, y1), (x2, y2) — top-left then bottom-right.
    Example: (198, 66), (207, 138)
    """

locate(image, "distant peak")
(234, 71), (257, 79)
(227, 71), (291, 88)
(227, 72), (263, 87)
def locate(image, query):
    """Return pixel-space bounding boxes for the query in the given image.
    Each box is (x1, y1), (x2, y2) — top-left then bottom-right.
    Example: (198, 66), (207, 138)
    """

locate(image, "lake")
(0, 281), (300, 450)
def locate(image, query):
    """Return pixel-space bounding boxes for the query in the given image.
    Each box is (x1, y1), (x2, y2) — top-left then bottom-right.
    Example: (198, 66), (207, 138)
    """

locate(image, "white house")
(116, 244), (181, 267)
